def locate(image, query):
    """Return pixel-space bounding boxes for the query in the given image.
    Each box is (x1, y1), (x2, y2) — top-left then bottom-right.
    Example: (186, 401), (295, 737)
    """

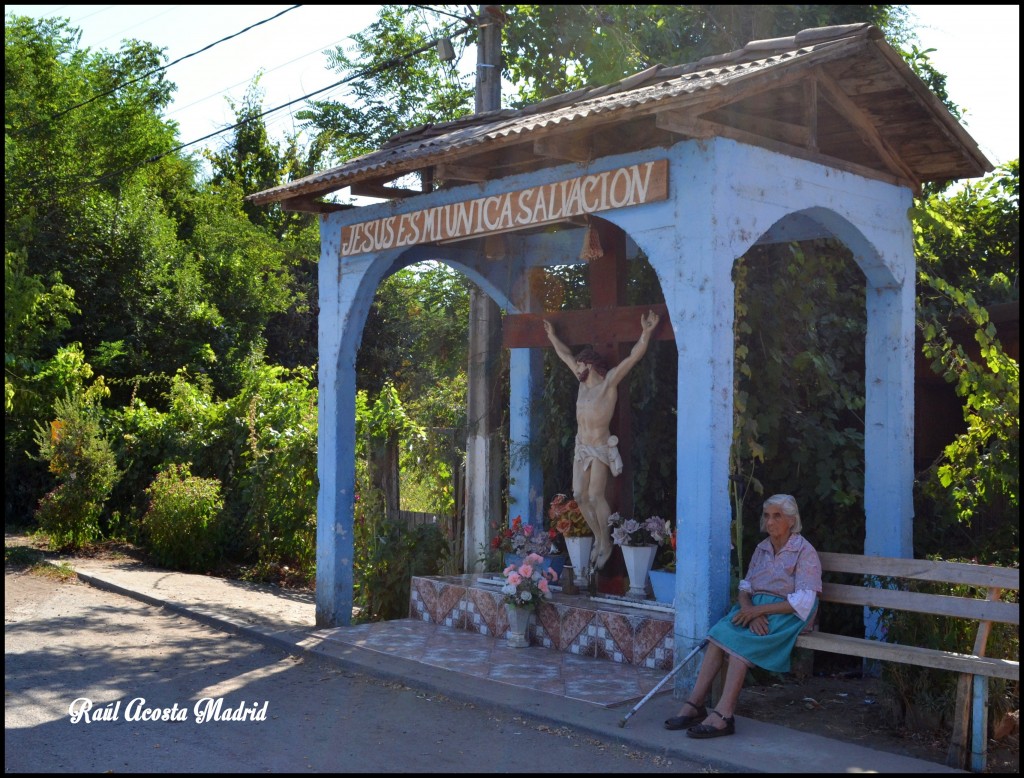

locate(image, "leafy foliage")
(502, 5), (908, 105)
(235, 364), (319, 584)
(33, 386), (118, 550)
(298, 5), (474, 168)
(354, 519), (450, 622)
(142, 463), (223, 571)
(732, 241), (868, 561)
(912, 163), (1019, 564)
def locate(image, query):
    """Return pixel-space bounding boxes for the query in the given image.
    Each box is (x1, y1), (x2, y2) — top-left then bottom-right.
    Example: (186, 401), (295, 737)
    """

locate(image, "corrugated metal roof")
(248, 23), (990, 206)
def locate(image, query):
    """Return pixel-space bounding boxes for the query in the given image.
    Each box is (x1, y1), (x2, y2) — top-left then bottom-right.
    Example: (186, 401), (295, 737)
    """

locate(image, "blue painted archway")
(315, 136), (915, 682)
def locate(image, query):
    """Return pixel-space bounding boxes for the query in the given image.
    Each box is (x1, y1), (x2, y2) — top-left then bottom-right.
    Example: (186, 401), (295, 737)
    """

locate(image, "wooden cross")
(502, 219), (672, 592)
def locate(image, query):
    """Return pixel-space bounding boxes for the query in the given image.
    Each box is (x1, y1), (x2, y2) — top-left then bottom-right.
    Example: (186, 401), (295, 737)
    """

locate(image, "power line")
(162, 30), (358, 126)
(18, 5), (303, 133)
(22, 20), (475, 205)
(172, 20), (474, 154)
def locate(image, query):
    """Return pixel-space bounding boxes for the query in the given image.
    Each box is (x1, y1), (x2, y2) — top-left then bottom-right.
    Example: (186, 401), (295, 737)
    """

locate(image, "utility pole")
(464, 5), (504, 572)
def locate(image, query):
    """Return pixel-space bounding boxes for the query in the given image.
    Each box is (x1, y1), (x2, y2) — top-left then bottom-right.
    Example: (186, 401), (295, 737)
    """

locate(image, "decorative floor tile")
(314, 575), (681, 709)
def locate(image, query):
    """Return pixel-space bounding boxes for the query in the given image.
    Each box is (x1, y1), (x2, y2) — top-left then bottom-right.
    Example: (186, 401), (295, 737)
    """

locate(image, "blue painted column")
(508, 347), (545, 532)
(863, 274), (916, 560)
(861, 225), (916, 640)
(314, 213), (398, 626)
(612, 141), (737, 688)
(315, 216), (354, 627)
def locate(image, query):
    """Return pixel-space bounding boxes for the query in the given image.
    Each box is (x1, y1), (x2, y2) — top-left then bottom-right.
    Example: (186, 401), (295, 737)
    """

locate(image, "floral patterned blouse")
(738, 533), (822, 621)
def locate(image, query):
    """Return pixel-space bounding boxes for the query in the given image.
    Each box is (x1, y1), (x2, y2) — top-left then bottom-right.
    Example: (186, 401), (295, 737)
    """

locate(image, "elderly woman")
(664, 493), (822, 738)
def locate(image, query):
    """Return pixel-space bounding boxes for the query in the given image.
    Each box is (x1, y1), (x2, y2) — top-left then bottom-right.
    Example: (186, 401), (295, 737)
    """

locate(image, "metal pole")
(618, 638), (708, 728)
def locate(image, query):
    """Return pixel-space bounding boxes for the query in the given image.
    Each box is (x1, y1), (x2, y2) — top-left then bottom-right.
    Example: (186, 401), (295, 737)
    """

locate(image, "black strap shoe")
(664, 701), (707, 730)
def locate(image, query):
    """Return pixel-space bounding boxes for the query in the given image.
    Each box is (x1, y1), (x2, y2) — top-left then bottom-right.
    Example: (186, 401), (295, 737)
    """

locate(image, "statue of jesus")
(543, 310), (661, 569)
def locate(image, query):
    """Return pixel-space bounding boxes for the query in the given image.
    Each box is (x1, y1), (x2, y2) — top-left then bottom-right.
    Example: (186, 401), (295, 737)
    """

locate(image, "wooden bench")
(794, 551), (1019, 772)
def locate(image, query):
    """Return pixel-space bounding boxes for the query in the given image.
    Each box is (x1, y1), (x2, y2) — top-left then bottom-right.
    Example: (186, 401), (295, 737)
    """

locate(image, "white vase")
(563, 536), (594, 572)
(505, 603), (531, 647)
(620, 544), (658, 598)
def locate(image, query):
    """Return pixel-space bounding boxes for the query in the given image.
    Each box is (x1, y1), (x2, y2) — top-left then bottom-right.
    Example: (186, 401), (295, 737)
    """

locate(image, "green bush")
(110, 370), (242, 531)
(33, 389), (118, 550)
(234, 364), (318, 584)
(143, 463), (223, 571)
(355, 518), (449, 622)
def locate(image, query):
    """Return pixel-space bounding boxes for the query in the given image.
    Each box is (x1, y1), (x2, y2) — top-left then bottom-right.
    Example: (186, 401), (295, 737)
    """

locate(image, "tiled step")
(410, 574), (676, 670)
(312, 617), (672, 707)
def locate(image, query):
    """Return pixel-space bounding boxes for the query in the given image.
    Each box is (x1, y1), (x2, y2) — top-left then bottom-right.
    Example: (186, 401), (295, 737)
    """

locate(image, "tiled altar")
(312, 574), (679, 708)
(410, 574), (675, 671)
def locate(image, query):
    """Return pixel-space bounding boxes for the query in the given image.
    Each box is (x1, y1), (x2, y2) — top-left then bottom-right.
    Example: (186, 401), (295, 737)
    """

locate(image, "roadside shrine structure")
(248, 24), (992, 680)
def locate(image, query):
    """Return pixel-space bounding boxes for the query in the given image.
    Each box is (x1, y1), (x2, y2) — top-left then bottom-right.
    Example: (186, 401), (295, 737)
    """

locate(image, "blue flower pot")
(648, 569), (676, 605)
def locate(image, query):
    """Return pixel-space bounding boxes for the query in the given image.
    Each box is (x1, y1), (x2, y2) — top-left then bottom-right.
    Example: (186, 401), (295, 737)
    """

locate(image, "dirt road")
(5, 563), (704, 773)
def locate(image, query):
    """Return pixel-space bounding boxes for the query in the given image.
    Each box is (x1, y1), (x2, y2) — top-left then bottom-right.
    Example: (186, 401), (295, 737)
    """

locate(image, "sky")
(4, 4), (1020, 177)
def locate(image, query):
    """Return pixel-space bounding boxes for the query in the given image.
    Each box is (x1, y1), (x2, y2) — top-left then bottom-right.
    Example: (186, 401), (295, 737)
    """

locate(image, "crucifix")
(502, 218), (672, 593)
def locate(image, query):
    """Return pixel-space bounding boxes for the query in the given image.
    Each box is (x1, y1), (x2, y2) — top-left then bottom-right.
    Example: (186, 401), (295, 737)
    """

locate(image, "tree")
(297, 5), (474, 169)
(913, 162), (1019, 563)
(501, 6), (910, 104)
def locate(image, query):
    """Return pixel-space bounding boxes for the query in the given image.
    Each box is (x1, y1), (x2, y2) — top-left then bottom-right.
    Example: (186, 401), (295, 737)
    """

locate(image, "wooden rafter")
(435, 163), (491, 183)
(349, 180), (422, 199)
(279, 195), (353, 214)
(812, 67), (920, 189)
(533, 134), (592, 163)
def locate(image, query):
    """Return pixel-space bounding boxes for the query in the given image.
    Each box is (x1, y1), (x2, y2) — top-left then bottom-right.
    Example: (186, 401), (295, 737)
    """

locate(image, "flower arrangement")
(490, 515), (557, 557)
(609, 513), (671, 547)
(659, 529), (677, 572)
(548, 493), (591, 538)
(501, 552), (558, 609)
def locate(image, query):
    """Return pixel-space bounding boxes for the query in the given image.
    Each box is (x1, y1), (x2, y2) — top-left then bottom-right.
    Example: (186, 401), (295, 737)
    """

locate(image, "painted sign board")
(339, 159), (668, 258)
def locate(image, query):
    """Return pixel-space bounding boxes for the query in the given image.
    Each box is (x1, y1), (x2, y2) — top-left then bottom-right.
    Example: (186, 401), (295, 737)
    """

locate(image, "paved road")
(5, 568), (707, 773)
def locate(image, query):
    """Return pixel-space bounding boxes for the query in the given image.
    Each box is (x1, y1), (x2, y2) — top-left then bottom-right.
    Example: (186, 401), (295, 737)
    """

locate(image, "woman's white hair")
(760, 493), (802, 533)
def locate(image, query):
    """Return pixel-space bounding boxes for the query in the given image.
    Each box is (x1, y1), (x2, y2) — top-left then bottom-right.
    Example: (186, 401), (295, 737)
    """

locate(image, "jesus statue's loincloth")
(574, 435), (623, 477)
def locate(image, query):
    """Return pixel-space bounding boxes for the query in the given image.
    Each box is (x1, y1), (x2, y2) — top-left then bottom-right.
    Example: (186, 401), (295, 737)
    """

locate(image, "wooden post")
(463, 5), (504, 572)
(946, 586), (1001, 771)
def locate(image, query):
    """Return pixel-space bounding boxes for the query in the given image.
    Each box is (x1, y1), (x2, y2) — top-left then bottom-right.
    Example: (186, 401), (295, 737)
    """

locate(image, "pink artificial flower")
(503, 564), (516, 576)
(524, 552), (544, 564)
(546, 567), (558, 582)
(523, 524), (534, 536)
(538, 578), (550, 593)
(519, 564), (534, 578)
(507, 572), (522, 585)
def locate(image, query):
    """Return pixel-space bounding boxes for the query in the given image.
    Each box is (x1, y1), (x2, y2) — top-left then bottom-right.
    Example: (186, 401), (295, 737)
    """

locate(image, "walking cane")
(618, 638), (708, 728)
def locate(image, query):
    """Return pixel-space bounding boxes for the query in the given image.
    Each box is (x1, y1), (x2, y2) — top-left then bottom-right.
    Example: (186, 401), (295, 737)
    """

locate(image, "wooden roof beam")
(435, 163), (491, 183)
(813, 67), (921, 190)
(805, 79), (819, 152)
(654, 109), (718, 139)
(279, 195), (354, 213)
(349, 179), (423, 200)
(657, 110), (910, 189)
(533, 134), (592, 163)
(715, 106), (811, 147)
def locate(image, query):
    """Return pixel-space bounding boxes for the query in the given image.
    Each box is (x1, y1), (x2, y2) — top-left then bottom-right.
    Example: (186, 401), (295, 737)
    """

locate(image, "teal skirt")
(707, 593), (815, 674)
